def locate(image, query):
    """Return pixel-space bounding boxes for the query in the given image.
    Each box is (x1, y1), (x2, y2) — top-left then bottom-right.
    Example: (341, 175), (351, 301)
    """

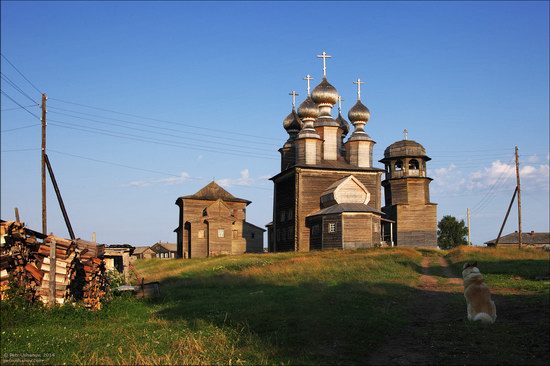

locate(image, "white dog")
(462, 262), (497, 324)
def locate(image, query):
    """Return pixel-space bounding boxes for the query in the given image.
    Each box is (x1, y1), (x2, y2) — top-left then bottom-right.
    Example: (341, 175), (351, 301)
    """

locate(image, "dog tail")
(473, 312), (495, 324)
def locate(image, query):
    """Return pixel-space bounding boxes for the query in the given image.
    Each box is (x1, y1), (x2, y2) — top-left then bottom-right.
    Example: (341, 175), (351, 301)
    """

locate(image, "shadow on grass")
(448, 259), (550, 281)
(150, 270), (549, 365)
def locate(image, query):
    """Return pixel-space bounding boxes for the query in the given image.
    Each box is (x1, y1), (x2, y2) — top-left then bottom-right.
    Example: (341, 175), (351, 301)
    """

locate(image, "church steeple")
(311, 51), (340, 161)
(295, 75), (322, 165)
(345, 78), (375, 168)
(280, 90), (302, 170)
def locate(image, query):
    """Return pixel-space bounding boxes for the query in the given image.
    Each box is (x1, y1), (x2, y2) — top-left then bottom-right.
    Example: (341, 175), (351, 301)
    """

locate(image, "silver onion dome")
(336, 112), (350, 135)
(311, 78), (339, 106)
(348, 100), (370, 123)
(283, 109), (302, 131)
(297, 96), (320, 120)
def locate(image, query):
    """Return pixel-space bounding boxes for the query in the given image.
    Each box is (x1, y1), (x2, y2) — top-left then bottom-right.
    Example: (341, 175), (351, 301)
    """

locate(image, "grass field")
(1, 246), (548, 365)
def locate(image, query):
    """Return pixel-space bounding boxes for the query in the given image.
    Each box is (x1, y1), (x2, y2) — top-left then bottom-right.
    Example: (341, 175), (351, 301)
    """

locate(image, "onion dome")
(283, 109), (302, 131)
(311, 78), (339, 106)
(382, 139), (430, 161)
(336, 112), (349, 135)
(348, 100), (370, 123)
(297, 96), (319, 120)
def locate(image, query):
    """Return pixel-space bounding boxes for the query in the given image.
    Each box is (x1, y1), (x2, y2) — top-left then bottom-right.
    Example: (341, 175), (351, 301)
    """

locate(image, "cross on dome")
(289, 91), (299, 109)
(337, 95), (344, 113)
(316, 51), (332, 77)
(403, 129), (409, 140)
(303, 74), (314, 96)
(353, 78), (365, 100)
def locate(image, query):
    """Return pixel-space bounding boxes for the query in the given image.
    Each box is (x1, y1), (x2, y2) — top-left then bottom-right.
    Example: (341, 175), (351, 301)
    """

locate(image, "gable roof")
(243, 221), (267, 232)
(152, 242), (178, 252)
(485, 232), (550, 245)
(177, 181), (251, 204)
(133, 246), (154, 255)
(307, 203), (384, 218)
(320, 175), (370, 208)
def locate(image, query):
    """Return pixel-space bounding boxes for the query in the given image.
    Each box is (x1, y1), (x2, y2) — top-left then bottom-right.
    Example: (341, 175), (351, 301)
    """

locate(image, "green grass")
(1, 246), (548, 365)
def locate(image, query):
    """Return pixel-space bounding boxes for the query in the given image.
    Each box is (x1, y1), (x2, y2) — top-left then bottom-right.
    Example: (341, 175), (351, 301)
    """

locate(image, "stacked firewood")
(0, 220), (108, 310)
(0, 221), (42, 302)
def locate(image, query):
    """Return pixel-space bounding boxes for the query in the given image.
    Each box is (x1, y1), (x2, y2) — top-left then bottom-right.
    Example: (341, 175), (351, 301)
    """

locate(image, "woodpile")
(0, 220), (108, 310)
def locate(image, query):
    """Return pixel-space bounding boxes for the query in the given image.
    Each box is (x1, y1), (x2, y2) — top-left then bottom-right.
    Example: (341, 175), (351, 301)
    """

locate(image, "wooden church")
(268, 52), (437, 252)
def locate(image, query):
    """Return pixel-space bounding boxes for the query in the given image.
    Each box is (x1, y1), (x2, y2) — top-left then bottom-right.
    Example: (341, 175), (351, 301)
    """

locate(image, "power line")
(0, 53), (42, 94)
(48, 149), (202, 179)
(1, 72), (39, 105)
(47, 149), (272, 191)
(47, 109), (275, 153)
(1, 104), (39, 112)
(1, 123), (41, 133)
(48, 121), (278, 161)
(471, 158), (515, 213)
(48, 97), (280, 142)
(47, 105), (277, 148)
(1, 148), (40, 152)
(0, 90), (41, 120)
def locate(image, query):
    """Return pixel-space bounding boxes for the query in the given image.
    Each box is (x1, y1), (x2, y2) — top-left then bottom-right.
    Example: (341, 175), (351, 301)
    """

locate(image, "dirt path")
(367, 252), (463, 365)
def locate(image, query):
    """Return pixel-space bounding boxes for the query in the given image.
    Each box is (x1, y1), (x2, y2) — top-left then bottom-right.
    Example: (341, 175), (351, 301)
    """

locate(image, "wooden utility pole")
(467, 208), (471, 245)
(515, 146), (523, 249)
(41, 93), (47, 236)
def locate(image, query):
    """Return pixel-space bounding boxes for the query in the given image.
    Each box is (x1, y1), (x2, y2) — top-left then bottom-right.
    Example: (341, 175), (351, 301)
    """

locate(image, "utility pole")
(515, 146), (523, 249)
(467, 208), (471, 245)
(41, 93), (47, 236)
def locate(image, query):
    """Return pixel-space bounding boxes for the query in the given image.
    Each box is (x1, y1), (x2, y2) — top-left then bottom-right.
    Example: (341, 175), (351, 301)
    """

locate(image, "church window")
(202, 208), (208, 217)
(409, 159), (420, 170)
(218, 228), (225, 238)
(251, 232), (255, 239)
(328, 223), (336, 233)
(395, 160), (403, 171)
(198, 230), (205, 239)
(232, 230), (238, 239)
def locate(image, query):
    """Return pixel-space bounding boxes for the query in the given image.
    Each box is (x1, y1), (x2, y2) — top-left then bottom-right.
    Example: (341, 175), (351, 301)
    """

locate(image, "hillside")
(1, 247), (548, 365)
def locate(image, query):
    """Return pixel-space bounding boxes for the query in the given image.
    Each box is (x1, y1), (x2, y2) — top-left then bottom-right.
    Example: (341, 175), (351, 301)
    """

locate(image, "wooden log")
(24, 263), (43, 282)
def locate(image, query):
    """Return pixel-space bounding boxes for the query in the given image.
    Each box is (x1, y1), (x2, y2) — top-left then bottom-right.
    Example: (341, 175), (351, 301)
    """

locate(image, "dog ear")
(462, 262), (470, 270)
(472, 261), (478, 268)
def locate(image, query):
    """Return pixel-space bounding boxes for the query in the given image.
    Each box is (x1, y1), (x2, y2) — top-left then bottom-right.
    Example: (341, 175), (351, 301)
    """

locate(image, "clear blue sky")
(1, 1), (548, 246)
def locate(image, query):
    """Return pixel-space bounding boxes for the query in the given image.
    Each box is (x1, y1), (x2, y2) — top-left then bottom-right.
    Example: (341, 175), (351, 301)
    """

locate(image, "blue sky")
(1, 1), (548, 246)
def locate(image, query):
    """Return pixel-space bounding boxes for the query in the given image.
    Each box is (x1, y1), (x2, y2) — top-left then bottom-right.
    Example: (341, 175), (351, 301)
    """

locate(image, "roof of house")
(243, 221), (267, 232)
(177, 181), (251, 204)
(485, 232), (550, 245)
(133, 246), (153, 255)
(152, 242), (178, 252)
(307, 203), (384, 218)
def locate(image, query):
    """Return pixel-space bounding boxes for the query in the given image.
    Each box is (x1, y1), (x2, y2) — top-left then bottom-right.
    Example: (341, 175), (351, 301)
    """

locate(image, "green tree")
(437, 215), (468, 249)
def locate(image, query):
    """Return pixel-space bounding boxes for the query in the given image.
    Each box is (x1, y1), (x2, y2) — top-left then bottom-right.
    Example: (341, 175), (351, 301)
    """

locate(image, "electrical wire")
(47, 121), (278, 161)
(48, 97), (280, 142)
(0, 53), (42, 94)
(47, 109), (275, 153)
(0, 72), (39, 105)
(1, 123), (41, 133)
(0, 90), (41, 120)
(1, 104), (39, 112)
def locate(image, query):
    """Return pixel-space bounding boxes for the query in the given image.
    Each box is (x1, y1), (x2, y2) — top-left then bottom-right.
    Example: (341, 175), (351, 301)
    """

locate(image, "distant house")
(485, 231), (550, 248)
(132, 246), (156, 259)
(150, 242), (178, 259)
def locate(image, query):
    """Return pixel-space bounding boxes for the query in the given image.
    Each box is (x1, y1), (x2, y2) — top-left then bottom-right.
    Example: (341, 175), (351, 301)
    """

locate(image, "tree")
(437, 215), (468, 249)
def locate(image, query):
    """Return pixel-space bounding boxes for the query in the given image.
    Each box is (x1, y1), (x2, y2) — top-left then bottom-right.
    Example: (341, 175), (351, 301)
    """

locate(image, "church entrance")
(184, 222), (191, 258)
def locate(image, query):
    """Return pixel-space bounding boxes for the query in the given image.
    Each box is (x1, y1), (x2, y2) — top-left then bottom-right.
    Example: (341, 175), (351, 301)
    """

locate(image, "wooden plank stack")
(0, 220), (108, 310)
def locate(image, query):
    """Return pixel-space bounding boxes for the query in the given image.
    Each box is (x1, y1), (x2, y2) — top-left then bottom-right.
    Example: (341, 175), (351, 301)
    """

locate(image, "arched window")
(394, 160), (403, 171)
(409, 159), (420, 170)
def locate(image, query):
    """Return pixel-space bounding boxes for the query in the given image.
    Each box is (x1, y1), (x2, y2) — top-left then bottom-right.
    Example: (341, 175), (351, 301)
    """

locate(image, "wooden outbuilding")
(485, 231), (550, 248)
(175, 182), (265, 258)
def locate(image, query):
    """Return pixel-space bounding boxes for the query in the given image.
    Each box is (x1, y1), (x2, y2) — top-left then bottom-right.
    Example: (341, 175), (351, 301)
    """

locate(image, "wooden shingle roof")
(177, 181), (251, 204)
(485, 232), (550, 245)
